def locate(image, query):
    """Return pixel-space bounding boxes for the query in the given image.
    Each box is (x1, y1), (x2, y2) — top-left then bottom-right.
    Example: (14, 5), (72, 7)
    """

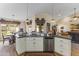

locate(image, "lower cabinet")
(26, 37), (34, 51)
(26, 37), (43, 52)
(54, 37), (71, 56)
(16, 37), (44, 54)
(16, 37), (26, 54)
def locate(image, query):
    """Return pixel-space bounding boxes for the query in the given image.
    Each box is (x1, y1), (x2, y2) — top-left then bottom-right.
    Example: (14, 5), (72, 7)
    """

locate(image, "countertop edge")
(55, 35), (71, 40)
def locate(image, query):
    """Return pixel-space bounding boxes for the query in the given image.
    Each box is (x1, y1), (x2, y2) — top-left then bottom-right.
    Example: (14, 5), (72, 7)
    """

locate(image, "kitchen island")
(16, 34), (71, 56)
(15, 35), (55, 55)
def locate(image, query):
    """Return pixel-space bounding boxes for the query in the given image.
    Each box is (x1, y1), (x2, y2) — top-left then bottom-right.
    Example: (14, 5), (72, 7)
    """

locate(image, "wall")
(0, 22), (3, 40)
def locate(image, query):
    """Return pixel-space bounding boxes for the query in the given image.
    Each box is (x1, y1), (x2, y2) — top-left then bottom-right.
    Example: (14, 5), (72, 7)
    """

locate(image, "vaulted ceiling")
(0, 3), (79, 21)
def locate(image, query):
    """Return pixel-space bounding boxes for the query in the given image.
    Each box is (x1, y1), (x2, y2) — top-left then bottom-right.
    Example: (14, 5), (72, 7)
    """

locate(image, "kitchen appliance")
(70, 32), (79, 44)
(44, 37), (54, 52)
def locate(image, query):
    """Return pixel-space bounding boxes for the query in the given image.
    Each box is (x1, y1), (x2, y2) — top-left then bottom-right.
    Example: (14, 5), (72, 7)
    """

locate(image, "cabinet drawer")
(30, 37), (43, 40)
(55, 47), (70, 56)
(55, 47), (64, 55)
(56, 47), (71, 56)
(35, 39), (43, 51)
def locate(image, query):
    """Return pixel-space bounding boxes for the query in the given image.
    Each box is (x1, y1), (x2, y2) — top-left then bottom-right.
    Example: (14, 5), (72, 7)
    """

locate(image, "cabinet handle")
(33, 39), (35, 40)
(60, 50), (63, 53)
(33, 42), (36, 44)
(60, 40), (63, 42)
(60, 44), (63, 47)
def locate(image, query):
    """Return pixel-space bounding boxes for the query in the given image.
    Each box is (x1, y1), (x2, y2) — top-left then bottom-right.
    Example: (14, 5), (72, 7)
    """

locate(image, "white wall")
(0, 22), (3, 40)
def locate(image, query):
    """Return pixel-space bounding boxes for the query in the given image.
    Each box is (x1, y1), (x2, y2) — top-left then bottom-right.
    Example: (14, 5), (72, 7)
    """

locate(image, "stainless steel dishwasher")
(44, 37), (54, 52)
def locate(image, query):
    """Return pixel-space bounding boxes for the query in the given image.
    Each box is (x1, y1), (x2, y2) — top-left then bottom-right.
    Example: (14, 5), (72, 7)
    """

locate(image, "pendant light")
(72, 8), (79, 21)
(51, 8), (55, 23)
(26, 4), (32, 25)
(26, 3), (29, 22)
(51, 8), (56, 26)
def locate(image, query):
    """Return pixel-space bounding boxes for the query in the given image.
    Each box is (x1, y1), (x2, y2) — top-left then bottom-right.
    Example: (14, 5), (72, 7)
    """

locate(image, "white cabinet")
(34, 37), (43, 51)
(26, 37), (43, 51)
(26, 37), (35, 51)
(16, 37), (44, 54)
(54, 37), (71, 56)
(16, 37), (26, 54)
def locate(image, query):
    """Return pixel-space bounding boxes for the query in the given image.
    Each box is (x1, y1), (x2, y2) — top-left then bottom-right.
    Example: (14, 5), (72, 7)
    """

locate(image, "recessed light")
(58, 14), (61, 17)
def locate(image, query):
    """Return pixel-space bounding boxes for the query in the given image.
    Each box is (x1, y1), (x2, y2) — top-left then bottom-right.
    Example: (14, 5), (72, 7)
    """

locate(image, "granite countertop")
(16, 35), (44, 38)
(55, 35), (71, 39)
(16, 34), (71, 40)
(69, 31), (79, 34)
(16, 35), (54, 39)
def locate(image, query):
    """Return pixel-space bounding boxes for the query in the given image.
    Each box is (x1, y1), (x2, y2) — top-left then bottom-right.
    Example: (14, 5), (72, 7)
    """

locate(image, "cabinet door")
(26, 37), (35, 51)
(62, 39), (71, 56)
(54, 37), (71, 56)
(16, 38), (26, 54)
(35, 37), (43, 51)
(54, 37), (63, 54)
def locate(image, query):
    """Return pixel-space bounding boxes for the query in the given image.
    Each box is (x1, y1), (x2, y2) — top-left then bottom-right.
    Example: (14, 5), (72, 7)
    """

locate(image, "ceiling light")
(73, 18), (78, 21)
(26, 4), (29, 22)
(51, 19), (55, 22)
(12, 14), (15, 16)
(25, 4), (32, 25)
(58, 14), (61, 17)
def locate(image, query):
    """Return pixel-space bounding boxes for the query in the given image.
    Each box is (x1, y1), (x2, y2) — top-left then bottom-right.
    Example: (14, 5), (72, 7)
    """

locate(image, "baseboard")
(16, 51), (54, 56)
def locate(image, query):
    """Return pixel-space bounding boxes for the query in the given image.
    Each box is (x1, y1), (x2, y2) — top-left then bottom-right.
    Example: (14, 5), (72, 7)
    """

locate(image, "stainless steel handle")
(60, 44), (63, 47)
(60, 40), (63, 42)
(33, 42), (36, 44)
(33, 39), (35, 40)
